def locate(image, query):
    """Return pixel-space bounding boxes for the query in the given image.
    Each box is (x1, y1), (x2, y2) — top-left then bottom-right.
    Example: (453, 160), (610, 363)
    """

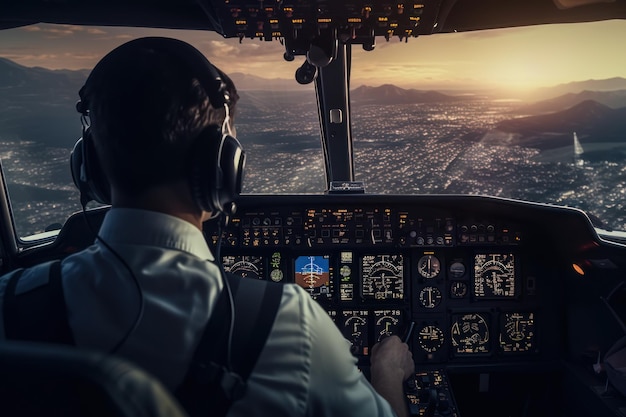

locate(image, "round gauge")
(474, 254), (516, 298)
(449, 262), (466, 278)
(417, 255), (441, 279)
(270, 269), (284, 282)
(451, 313), (490, 354)
(418, 325), (445, 353)
(375, 313), (400, 341)
(450, 281), (468, 298)
(418, 286), (442, 309)
(340, 265), (351, 277)
(343, 313), (368, 355)
(499, 312), (535, 353)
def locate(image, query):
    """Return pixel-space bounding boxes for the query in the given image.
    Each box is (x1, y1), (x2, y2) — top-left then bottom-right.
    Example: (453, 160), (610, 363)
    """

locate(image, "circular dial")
(499, 312), (535, 353)
(342, 311), (368, 355)
(340, 265), (351, 277)
(418, 255), (441, 279)
(375, 311), (401, 342)
(418, 286), (442, 308)
(270, 269), (284, 282)
(449, 261), (466, 278)
(474, 254), (516, 298)
(418, 325), (445, 353)
(451, 313), (490, 354)
(450, 281), (468, 298)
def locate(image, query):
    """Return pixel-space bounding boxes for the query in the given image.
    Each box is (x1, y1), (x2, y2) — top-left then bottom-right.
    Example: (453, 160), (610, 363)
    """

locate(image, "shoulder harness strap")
(176, 274), (284, 417)
(3, 260), (75, 345)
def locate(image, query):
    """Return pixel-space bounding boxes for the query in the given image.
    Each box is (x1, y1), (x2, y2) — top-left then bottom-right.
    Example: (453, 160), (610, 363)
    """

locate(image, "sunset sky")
(1, 19), (626, 92)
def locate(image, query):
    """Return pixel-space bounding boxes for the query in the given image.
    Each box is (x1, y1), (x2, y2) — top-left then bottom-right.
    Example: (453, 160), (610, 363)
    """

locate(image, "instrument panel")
(208, 195), (550, 367)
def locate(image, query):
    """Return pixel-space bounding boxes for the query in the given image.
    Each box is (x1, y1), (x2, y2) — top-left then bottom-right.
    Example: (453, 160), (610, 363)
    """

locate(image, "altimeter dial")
(418, 286), (442, 309)
(418, 255), (441, 279)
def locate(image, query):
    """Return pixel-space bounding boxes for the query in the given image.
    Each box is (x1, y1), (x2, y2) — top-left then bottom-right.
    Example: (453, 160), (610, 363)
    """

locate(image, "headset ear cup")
(70, 137), (86, 193)
(218, 134), (245, 213)
(70, 129), (112, 205)
(188, 126), (245, 214)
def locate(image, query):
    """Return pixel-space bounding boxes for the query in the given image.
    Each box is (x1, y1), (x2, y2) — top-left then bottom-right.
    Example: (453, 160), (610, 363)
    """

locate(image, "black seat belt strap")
(176, 274), (284, 417)
(230, 276), (283, 378)
(3, 260), (75, 345)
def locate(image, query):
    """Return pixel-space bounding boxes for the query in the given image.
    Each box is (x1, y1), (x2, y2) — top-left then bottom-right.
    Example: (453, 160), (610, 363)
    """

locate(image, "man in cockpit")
(0, 38), (414, 417)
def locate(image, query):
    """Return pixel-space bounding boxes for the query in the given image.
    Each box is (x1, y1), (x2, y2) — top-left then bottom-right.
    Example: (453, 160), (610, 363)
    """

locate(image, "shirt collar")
(98, 208), (215, 261)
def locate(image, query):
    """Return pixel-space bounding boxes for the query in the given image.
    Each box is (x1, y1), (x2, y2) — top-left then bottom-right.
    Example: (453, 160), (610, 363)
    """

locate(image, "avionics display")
(451, 313), (490, 355)
(361, 254), (404, 300)
(295, 255), (333, 300)
(222, 255), (264, 280)
(499, 312), (535, 353)
(473, 253), (516, 298)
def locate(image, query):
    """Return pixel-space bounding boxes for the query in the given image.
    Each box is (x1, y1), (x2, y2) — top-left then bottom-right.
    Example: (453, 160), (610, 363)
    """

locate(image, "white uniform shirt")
(0, 208), (396, 417)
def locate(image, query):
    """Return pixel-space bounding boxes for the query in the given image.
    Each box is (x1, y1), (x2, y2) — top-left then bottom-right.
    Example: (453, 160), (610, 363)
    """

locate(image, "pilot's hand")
(370, 335), (415, 382)
(370, 335), (415, 417)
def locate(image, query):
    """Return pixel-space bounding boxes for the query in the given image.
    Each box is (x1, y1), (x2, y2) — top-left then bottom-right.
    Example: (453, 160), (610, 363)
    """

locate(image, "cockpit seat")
(0, 341), (188, 417)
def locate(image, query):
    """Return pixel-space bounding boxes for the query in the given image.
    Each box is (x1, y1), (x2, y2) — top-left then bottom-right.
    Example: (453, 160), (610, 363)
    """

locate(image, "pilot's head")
(73, 37), (243, 217)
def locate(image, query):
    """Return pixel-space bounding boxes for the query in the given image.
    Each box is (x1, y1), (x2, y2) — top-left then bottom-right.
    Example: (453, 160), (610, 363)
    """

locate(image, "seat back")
(0, 341), (188, 417)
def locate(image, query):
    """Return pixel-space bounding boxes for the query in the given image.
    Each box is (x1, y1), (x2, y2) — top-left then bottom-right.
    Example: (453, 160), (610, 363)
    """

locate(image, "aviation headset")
(71, 37), (245, 215)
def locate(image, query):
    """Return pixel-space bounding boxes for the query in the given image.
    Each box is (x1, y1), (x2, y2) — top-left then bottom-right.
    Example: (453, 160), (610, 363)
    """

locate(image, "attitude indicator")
(295, 255), (333, 300)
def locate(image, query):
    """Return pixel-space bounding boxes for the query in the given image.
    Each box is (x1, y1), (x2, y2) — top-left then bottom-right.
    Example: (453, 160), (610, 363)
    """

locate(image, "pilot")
(0, 37), (414, 417)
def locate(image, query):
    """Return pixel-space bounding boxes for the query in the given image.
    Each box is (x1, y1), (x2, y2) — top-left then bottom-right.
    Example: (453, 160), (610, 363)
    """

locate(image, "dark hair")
(81, 39), (239, 195)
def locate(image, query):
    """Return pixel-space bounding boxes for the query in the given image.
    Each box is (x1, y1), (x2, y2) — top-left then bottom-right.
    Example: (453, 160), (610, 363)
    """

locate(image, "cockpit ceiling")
(2, 0), (626, 37)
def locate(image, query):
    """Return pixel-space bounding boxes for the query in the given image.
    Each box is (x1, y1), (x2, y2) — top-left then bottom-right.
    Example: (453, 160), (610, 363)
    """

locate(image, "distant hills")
(517, 89), (626, 115)
(351, 84), (466, 104)
(1, 55), (626, 156)
(497, 99), (626, 150)
(0, 57), (87, 148)
(532, 77), (626, 100)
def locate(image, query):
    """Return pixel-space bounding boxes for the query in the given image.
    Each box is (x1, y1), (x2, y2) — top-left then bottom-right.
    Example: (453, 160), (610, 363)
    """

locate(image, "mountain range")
(532, 77), (626, 100)
(517, 89), (626, 115)
(1, 56), (626, 154)
(350, 84), (465, 104)
(497, 99), (626, 150)
(0, 57), (87, 148)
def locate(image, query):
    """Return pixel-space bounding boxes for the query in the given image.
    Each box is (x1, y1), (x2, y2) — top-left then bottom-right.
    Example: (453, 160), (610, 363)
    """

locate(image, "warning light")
(572, 263), (585, 276)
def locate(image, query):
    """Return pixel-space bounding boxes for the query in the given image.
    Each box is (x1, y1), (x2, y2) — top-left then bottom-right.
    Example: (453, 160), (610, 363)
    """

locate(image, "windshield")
(0, 20), (625, 237)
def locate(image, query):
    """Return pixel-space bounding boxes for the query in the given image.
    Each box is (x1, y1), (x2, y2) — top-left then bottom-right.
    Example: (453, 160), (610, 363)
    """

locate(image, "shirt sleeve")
(302, 289), (397, 417)
(228, 283), (397, 417)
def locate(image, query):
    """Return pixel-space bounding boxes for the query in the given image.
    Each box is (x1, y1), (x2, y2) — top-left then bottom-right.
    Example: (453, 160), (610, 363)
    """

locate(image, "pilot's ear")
(200, 211), (214, 222)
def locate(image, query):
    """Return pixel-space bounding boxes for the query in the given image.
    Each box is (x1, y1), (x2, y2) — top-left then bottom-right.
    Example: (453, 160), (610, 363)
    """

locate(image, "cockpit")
(2, 1), (626, 416)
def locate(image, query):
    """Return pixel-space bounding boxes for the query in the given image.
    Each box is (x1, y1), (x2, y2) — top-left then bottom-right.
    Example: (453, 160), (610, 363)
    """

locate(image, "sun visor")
(553, 0), (615, 10)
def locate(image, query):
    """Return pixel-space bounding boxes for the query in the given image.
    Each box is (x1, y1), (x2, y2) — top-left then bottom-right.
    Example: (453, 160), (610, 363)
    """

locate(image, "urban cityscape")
(0, 63), (625, 236)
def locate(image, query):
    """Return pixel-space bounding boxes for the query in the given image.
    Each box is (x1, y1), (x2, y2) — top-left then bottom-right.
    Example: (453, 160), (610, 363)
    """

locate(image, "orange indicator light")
(572, 263), (585, 276)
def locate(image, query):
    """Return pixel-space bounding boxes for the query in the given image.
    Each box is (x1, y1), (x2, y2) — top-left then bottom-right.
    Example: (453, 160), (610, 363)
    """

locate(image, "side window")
(0, 56), (85, 238)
